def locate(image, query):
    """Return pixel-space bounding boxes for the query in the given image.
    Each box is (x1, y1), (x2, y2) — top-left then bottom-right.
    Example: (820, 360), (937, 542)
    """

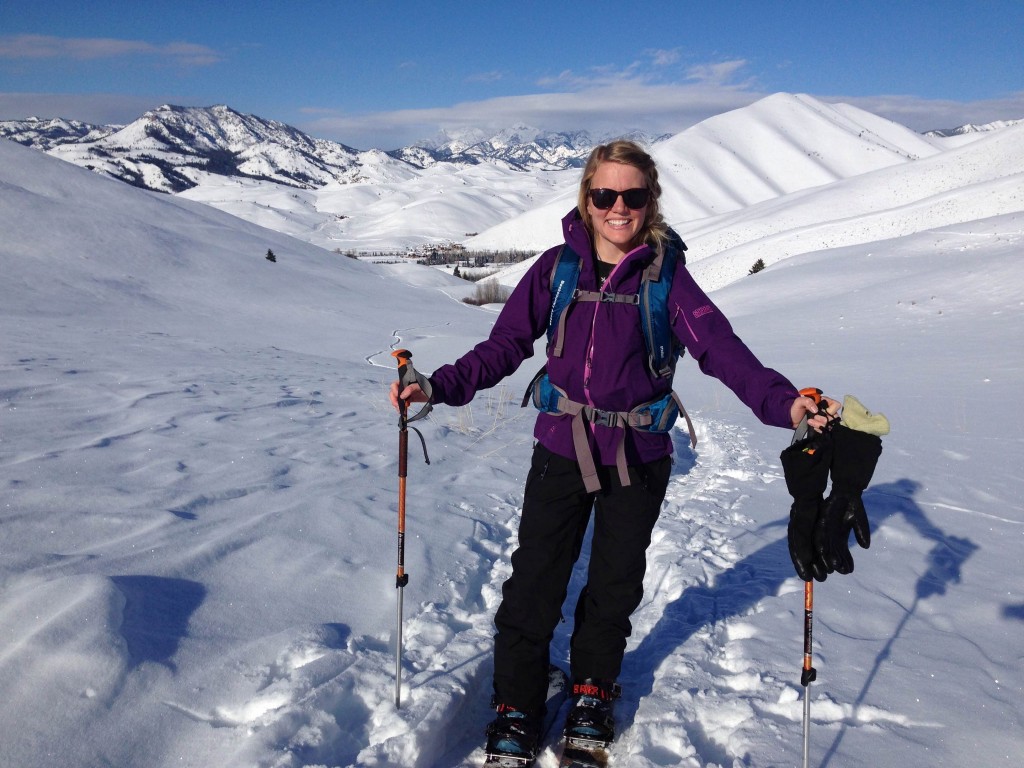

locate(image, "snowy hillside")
(684, 121), (1024, 290)
(42, 104), (384, 193)
(465, 93), (955, 254)
(6, 94), (1009, 255)
(2, 113), (1023, 768)
(484, 96), (1022, 290)
(0, 114), (116, 147)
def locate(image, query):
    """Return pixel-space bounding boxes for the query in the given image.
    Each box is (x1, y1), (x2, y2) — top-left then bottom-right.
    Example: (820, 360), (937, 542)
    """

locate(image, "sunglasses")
(588, 187), (651, 210)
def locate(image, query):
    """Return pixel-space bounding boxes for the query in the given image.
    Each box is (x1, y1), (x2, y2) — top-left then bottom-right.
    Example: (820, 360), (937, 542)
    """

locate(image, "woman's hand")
(389, 380), (429, 411)
(790, 394), (841, 430)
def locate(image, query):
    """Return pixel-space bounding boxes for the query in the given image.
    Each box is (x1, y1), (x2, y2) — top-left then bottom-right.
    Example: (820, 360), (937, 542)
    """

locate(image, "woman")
(390, 140), (829, 760)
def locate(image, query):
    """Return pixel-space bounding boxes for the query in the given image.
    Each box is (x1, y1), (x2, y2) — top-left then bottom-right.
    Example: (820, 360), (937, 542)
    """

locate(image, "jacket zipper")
(582, 250), (639, 406)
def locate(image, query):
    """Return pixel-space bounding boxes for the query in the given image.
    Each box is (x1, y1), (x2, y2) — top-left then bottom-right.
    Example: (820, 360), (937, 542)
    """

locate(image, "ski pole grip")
(392, 349), (433, 423)
(792, 387), (829, 444)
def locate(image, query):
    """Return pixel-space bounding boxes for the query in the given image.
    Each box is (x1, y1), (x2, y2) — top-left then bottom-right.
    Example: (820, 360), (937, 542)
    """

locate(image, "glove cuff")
(829, 424), (882, 492)
(841, 395), (889, 436)
(780, 438), (833, 499)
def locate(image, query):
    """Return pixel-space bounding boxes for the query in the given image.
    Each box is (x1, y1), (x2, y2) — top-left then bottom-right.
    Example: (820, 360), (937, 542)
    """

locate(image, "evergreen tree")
(266, 249), (277, 263)
(748, 258), (765, 275)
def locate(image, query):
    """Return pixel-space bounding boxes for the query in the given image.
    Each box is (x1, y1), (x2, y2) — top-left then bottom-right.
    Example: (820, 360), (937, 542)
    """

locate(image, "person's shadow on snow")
(605, 475), (976, 766)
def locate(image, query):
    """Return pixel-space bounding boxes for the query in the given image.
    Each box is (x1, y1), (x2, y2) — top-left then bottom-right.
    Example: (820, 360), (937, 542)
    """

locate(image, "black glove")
(780, 435), (833, 582)
(815, 424), (882, 574)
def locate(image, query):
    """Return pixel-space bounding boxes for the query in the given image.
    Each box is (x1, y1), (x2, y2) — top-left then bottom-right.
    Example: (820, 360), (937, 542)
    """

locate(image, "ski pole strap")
(409, 425), (430, 465)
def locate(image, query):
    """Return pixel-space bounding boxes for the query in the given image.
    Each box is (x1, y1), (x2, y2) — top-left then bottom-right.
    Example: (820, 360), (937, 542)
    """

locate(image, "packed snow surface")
(1, 97), (1022, 768)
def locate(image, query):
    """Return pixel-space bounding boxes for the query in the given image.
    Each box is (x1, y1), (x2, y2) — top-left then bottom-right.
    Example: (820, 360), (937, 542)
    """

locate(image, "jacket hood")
(562, 207), (593, 257)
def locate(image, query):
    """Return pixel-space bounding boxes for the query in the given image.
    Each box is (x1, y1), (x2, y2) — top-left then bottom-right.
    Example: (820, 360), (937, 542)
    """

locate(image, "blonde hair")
(576, 140), (670, 253)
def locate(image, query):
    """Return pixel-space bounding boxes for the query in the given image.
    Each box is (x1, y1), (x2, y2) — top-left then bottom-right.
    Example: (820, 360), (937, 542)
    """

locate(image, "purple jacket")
(429, 208), (799, 465)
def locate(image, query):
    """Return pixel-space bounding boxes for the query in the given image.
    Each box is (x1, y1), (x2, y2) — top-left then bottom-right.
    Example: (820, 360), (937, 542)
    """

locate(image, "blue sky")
(2, 0), (1022, 149)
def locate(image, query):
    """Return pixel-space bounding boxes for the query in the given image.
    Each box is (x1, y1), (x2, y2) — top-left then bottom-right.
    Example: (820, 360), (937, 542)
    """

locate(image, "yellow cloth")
(842, 395), (890, 436)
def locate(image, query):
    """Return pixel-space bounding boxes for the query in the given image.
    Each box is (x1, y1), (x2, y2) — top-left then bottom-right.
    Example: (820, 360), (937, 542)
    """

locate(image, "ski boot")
(485, 702), (542, 766)
(564, 678), (619, 748)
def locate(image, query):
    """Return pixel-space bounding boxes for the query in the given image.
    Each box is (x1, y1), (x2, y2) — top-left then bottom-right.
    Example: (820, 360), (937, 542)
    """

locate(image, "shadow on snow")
(111, 575), (206, 670)
(605, 475), (977, 765)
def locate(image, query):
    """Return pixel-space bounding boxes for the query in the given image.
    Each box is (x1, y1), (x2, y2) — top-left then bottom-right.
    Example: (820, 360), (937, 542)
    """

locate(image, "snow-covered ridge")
(469, 93), (1018, 262)
(41, 104), (389, 194)
(1, 94), (1019, 258)
(926, 118), (1024, 137)
(0, 115), (118, 147)
(0, 106), (620, 195)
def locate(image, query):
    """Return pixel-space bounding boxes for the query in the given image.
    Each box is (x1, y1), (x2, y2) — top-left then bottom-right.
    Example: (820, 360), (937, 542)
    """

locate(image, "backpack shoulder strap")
(547, 244), (581, 358)
(639, 242), (681, 378)
(547, 236), (687, 377)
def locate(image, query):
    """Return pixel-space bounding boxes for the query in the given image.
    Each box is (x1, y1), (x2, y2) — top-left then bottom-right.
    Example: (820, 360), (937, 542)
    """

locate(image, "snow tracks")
(238, 411), (865, 767)
(351, 414), (803, 768)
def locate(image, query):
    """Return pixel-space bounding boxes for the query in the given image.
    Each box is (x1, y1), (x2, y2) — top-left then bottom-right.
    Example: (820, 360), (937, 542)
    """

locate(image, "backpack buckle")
(587, 408), (620, 428)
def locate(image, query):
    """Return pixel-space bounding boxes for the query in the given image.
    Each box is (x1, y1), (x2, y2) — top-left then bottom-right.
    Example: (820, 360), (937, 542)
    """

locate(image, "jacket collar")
(561, 207), (656, 270)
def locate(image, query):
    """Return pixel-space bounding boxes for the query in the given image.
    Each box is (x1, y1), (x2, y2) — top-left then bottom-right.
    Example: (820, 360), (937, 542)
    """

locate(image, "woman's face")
(586, 161), (648, 262)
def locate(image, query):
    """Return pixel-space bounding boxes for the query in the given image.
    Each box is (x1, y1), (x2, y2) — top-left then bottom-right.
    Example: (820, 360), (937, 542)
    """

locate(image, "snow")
(180, 161), (574, 254)
(2, 90), (1023, 768)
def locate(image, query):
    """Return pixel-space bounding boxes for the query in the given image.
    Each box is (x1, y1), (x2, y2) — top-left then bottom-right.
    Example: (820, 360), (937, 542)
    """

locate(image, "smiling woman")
(389, 139), (833, 762)
(574, 141), (666, 264)
(585, 164), (648, 263)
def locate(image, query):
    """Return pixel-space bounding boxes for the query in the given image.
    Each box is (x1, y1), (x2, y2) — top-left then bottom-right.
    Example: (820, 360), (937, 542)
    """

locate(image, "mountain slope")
(683, 121), (1024, 289)
(4, 94), (1013, 256)
(466, 93), (953, 253)
(40, 104), (399, 193)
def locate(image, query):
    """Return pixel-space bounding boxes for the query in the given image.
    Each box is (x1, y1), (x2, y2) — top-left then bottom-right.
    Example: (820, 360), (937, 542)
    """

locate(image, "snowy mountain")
(35, 104), (393, 193)
(3, 95), (1017, 256)
(156, 94), (1024, 255)
(406, 126), (599, 169)
(925, 118), (1024, 137)
(0, 107), (610, 194)
(0, 114), (118, 148)
(467, 93), (970, 254)
(2, 118), (1023, 768)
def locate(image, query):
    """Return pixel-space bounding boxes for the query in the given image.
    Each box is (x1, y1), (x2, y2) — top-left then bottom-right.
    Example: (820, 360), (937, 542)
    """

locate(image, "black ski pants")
(492, 443), (671, 715)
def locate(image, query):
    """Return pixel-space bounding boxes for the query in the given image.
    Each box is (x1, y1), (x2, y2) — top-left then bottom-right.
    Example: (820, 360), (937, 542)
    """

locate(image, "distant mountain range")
(925, 119), (1022, 138)
(3, 102), (1016, 200)
(2, 96), (1020, 256)
(0, 105), (668, 194)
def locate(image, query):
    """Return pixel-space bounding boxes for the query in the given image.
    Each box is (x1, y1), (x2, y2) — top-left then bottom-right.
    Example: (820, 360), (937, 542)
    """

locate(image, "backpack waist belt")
(524, 373), (697, 493)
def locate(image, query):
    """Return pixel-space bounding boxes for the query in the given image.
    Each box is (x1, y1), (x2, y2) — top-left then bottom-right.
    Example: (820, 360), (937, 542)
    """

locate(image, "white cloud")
(0, 92), (166, 124)
(825, 92), (1024, 132)
(466, 70), (505, 84)
(301, 81), (765, 149)
(299, 57), (768, 148)
(0, 34), (221, 66)
(686, 60), (750, 86)
(647, 48), (682, 68)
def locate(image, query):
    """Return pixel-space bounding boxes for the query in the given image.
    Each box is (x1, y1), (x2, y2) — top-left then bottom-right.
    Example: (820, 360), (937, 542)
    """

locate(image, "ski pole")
(391, 349), (431, 709)
(801, 579), (818, 768)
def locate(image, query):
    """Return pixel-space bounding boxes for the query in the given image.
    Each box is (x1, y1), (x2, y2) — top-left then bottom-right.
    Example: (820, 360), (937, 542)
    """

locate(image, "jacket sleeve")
(428, 249), (556, 407)
(668, 265), (799, 428)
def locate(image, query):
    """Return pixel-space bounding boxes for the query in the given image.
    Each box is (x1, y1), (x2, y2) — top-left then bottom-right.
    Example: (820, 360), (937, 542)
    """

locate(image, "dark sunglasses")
(588, 187), (651, 210)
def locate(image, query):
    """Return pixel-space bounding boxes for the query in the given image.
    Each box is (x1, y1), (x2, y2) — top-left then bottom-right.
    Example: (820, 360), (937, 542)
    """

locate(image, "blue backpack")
(523, 235), (697, 493)
(544, 237), (686, 378)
